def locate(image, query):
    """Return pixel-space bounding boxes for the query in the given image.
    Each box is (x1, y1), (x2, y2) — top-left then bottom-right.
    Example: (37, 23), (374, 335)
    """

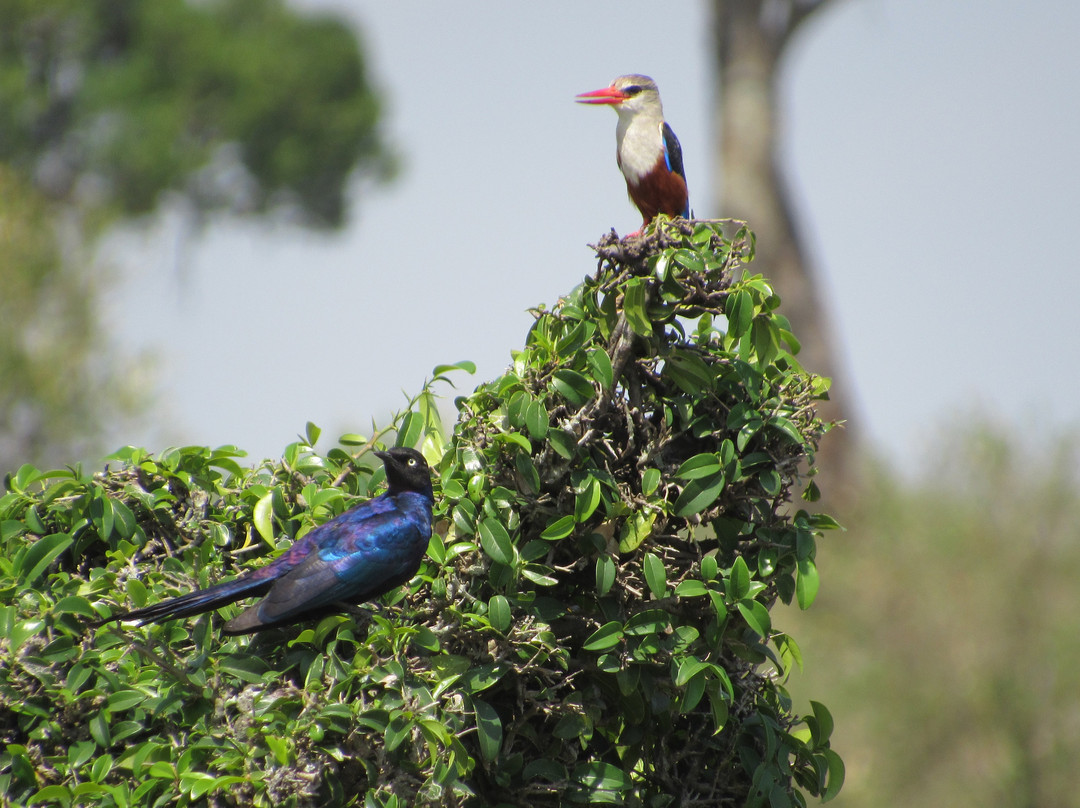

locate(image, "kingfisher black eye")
(623, 85), (643, 95)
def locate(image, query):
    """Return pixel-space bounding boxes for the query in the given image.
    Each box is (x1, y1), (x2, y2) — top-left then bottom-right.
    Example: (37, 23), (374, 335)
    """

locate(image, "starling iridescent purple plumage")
(91, 447), (434, 635)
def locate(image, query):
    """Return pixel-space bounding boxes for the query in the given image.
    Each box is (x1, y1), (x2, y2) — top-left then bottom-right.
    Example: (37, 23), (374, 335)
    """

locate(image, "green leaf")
(219, 655), (269, 684)
(548, 429), (577, 459)
(708, 590), (728, 623)
(384, 715), (412, 753)
(507, 391), (530, 428)
(572, 761), (629, 792)
(473, 699), (503, 764)
(776, 632), (804, 674)
(758, 546), (778, 577)
(769, 415), (805, 445)
(709, 690), (730, 732)
(524, 758), (568, 783)
(29, 787), (72, 808)
(24, 504), (46, 534)
(265, 735), (290, 766)
(596, 556), (616, 596)
(514, 452), (540, 496)
(111, 499), (137, 539)
(411, 625), (440, 652)
(796, 557), (820, 610)
(672, 247), (704, 273)
(90, 494), (115, 540)
(463, 665), (504, 694)
(664, 351), (714, 394)
(67, 742), (94, 770)
(641, 468), (661, 497)
(726, 289), (753, 337)
(674, 579), (708, 598)
(478, 518), (515, 566)
(525, 399), (549, 440)
(148, 761), (177, 779)
(653, 249), (673, 281)
(822, 748), (846, 802)
(623, 277), (653, 337)
(759, 469), (782, 497)
(810, 700), (835, 745)
(588, 348), (614, 391)
(89, 712), (110, 747)
(683, 672), (712, 712)
(623, 609), (670, 637)
(304, 421), (321, 446)
(432, 360), (477, 377)
(752, 317), (779, 365)
(809, 512), (843, 531)
(729, 556), (750, 600)
(674, 657), (710, 687)
(18, 533), (73, 585)
(253, 491), (275, 544)
(107, 690), (146, 712)
(674, 453), (723, 480)
(522, 564), (558, 586)
(495, 431), (532, 452)
(540, 515), (576, 541)
(396, 410), (424, 448)
(779, 327), (801, 355)
(737, 600), (771, 637)
(574, 477), (602, 522)
(618, 511), (655, 553)
(672, 472), (725, 517)
(8, 618), (42, 652)
(440, 477), (466, 500)
(488, 595), (511, 632)
(2, 520), (27, 543)
(583, 621), (623, 651)
(643, 552), (667, 599)
(551, 369), (594, 407)
(555, 320), (591, 356)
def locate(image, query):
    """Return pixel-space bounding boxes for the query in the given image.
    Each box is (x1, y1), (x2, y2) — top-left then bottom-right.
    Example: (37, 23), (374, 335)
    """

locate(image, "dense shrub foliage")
(0, 220), (842, 807)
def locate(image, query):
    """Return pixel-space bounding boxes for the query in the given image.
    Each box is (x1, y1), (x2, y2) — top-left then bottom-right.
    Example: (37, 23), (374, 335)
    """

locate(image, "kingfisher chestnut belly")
(576, 74), (690, 229)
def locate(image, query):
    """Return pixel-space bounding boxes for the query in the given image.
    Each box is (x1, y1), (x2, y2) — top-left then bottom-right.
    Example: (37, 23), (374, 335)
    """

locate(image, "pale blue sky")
(102, 0), (1080, 475)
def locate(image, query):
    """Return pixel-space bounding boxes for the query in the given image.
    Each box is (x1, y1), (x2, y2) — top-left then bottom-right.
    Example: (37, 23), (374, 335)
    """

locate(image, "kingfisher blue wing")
(660, 122), (690, 217)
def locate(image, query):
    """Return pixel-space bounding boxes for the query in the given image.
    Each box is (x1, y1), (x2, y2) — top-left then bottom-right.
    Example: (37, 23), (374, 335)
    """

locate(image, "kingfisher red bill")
(576, 74), (690, 229)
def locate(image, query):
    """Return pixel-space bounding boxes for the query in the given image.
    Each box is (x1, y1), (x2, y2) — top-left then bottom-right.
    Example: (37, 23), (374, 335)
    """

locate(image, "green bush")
(0, 220), (842, 807)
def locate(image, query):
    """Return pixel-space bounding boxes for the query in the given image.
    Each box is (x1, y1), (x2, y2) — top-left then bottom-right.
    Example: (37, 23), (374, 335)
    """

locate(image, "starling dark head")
(375, 447), (433, 495)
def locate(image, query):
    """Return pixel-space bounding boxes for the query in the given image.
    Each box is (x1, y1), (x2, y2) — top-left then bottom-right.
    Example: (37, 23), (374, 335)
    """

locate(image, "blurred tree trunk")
(711, 0), (853, 491)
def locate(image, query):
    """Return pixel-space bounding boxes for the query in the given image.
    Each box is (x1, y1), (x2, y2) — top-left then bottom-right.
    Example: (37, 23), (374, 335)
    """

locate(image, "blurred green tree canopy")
(0, 0), (392, 227)
(785, 429), (1080, 807)
(0, 0), (392, 472)
(0, 166), (137, 473)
